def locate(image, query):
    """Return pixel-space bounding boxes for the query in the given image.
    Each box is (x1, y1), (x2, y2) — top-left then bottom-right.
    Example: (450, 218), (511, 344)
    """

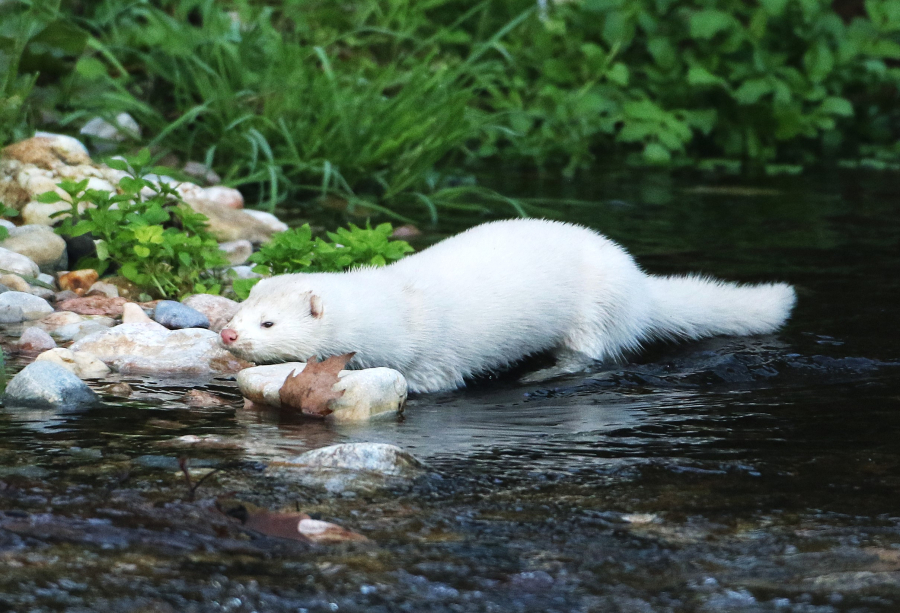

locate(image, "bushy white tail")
(645, 275), (796, 341)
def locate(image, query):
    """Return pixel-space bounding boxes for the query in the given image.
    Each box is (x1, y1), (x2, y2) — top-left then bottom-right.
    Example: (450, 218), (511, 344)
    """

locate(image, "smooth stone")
(17, 326), (57, 352)
(0, 283), (9, 294)
(0, 247), (40, 277)
(50, 319), (114, 343)
(3, 134), (92, 168)
(218, 239), (253, 265)
(28, 284), (55, 301)
(237, 362), (408, 423)
(3, 360), (98, 409)
(85, 281), (119, 298)
(20, 200), (71, 227)
(36, 310), (84, 331)
(70, 323), (249, 375)
(0, 225), (67, 272)
(121, 302), (163, 327)
(0, 219), (16, 230)
(80, 113), (141, 142)
(58, 269), (99, 295)
(0, 274), (30, 292)
(270, 443), (425, 494)
(56, 295), (128, 316)
(36, 272), (55, 287)
(0, 291), (52, 319)
(0, 304), (25, 323)
(229, 265), (264, 280)
(182, 294), (240, 333)
(36, 347), (111, 379)
(244, 209), (289, 234)
(152, 300), (210, 330)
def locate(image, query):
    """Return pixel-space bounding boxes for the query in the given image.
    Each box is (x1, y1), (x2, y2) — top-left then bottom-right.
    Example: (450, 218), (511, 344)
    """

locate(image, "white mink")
(221, 219), (796, 393)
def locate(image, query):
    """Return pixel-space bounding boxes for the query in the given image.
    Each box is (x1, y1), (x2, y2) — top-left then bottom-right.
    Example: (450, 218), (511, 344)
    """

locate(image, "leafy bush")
(233, 222), (414, 299)
(47, 150), (228, 299)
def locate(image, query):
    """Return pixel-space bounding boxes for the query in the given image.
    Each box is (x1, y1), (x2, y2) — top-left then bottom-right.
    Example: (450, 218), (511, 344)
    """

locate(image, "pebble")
(0, 224), (68, 272)
(237, 362), (408, 423)
(85, 281), (119, 298)
(152, 300), (210, 329)
(0, 283), (9, 294)
(0, 291), (53, 320)
(55, 295), (128, 316)
(80, 112), (141, 142)
(36, 310), (84, 331)
(0, 304), (25, 323)
(3, 360), (98, 409)
(0, 247), (40, 277)
(70, 323), (250, 375)
(122, 302), (164, 328)
(58, 269), (99, 295)
(35, 347), (111, 379)
(181, 294), (240, 332)
(50, 319), (115, 343)
(218, 239), (253, 265)
(17, 326), (57, 352)
(244, 209), (289, 234)
(0, 274), (30, 292)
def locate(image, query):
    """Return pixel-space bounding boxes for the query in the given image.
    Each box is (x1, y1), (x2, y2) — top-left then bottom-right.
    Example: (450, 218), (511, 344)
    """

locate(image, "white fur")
(224, 219), (796, 393)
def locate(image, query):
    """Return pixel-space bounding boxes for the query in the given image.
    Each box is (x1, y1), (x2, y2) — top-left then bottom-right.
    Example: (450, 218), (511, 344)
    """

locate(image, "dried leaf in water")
(217, 499), (368, 543)
(279, 353), (355, 417)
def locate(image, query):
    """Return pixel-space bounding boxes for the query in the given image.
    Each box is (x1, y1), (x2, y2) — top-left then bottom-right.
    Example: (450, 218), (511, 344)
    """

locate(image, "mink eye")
(261, 321), (274, 328)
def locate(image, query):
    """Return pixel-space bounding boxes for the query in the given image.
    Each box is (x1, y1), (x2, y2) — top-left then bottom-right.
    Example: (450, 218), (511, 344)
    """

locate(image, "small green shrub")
(233, 222), (414, 299)
(47, 150), (228, 299)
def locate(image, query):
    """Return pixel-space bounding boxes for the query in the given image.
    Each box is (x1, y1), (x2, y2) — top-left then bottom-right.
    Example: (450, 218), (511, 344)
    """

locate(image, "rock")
(36, 310), (84, 331)
(20, 200), (69, 227)
(54, 289), (79, 302)
(0, 291), (52, 319)
(1, 134), (92, 169)
(0, 304), (24, 323)
(55, 295), (128, 316)
(80, 113), (141, 142)
(85, 281), (119, 298)
(106, 382), (133, 397)
(121, 302), (161, 327)
(36, 347), (111, 379)
(152, 300), (210, 329)
(237, 362), (408, 423)
(27, 283), (55, 301)
(70, 323), (250, 375)
(391, 224), (422, 239)
(218, 239), (253, 265)
(271, 443), (426, 494)
(0, 247), (40, 277)
(176, 183), (244, 211)
(0, 283), (9, 294)
(36, 272), (55, 287)
(182, 294), (240, 333)
(229, 265), (264, 280)
(188, 201), (282, 243)
(58, 269), (99, 295)
(0, 274), (29, 292)
(0, 225), (67, 272)
(0, 219), (14, 230)
(182, 161), (221, 185)
(50, 319), (115, 343)
(182, 389), (230, 407)
(3, 361), (98, 409)
(244, 209), (289, 234)
(17, 327), (57, 352)
(101, 276), (143, 300)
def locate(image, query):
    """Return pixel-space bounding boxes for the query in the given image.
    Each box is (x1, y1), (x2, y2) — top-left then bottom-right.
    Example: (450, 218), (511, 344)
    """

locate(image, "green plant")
(233, 222), (414, 299)
(45, 150), (228, 298)
(0, 202), (19, 242)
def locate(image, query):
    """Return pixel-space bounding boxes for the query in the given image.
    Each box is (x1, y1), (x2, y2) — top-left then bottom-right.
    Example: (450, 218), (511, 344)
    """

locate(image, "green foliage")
(48, 150), (228, 298)
(0, 201), (19, 242)
(233, 222), (414, 299)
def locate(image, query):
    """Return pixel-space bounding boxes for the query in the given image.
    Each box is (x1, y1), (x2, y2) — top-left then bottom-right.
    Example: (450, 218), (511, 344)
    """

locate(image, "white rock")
(0, 224), (67, 272)
(80, 113), (141, 141)
(0, 219), (15, 230)
(32, 132), (90, 157)
(237, 362), (407, 423)
(121, 302), (166, 329)
(244, 209), (289, 234)
(36, 310), (85, 332)
(182, 294), (240, 333)
(86, 281), (119, 298)
(0, 273), (29, 292)
(229, 265), (264, 280)
(50, 319), (115, 343)
(0, 304), (24, 323)
(70, 323), (248, 375)
(218, 239), (253, 265)
(17, 326), (57, 352)
(36, 347), (111, 379)
(0, 291), (52, 319)
(0, 247), (40, 277)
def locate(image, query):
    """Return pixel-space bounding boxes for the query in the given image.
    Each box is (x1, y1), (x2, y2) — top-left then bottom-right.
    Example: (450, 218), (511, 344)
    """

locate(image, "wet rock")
(70, 323), (250, 375)
(3, 360), (98, 409)
(106, 382), (133, 397)
(0, 273), (29, 292)
(182, 294), (240, 333)
(85, 280), (119, 298)
(218, 239), (253, 265)
(0, 291), (52, 319)
(0, 247), (40, 277)
(182, 389), (230, 407)
(58, 269), (99, 295)
(17, 327), (57, 352)
(50, 319), (115, 343)
(36, 310), (84, 331)
(35, 347), (111, 379)
(0, 225), (67, 272)
(271, 443), (426, 494)
(237, 362), (408, 423)
(0, 304), (24, 323)
(55, 295), (128, 316)
(152, 300), (210, 329)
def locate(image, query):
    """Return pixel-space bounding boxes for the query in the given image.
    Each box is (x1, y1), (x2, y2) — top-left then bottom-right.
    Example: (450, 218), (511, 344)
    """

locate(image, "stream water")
(1, 168), (899, 612)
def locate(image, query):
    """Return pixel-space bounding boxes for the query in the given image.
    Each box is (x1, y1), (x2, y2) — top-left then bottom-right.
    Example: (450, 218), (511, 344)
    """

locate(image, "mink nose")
(220, 329), (238, 345)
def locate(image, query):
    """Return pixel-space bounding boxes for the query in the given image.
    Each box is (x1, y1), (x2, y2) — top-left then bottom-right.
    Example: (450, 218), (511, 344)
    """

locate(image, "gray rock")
(152, 300), (210, 329)
(271, 443), (426, 494)
(35, 348), (111, 379)
(4, 361), (98, 409)
(17, 326), (57, 352)
(0, 291), (52, 319)
(0, 304), (24, 323)
(50, 319), (114, 343)
(218, 239), (253, 265)
(0, 225), (67, 272)
(0, 247), (40, 277)
(0, 283), (9, 294)
(182, 293), (240, 332)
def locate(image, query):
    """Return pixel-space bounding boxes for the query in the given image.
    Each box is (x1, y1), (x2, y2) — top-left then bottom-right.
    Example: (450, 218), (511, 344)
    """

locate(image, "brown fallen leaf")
(216, 499), (368, 544)
(279, 353), (355, 418)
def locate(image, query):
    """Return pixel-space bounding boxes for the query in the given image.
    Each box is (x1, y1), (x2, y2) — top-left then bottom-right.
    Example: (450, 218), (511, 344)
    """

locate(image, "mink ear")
(309, 294), (323, 319)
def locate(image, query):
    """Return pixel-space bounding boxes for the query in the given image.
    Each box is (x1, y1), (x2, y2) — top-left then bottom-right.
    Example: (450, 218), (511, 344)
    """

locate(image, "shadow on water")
(1, 168), (900, 612)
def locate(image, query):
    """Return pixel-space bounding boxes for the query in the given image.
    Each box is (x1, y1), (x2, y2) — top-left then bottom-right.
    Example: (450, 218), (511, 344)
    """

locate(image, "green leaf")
(804, 40), (834, 83)
(733, 78), (773, 104)
(133, 245), (151, 258)
(690, 10), (734, 39)
(606, 63), (630, 86)
(643, 142), (672, 164)
(820, 96), (854, 116)
(36, 191), (64, 204)
(95, 239), (109, 261)
(687, 66), (725, 87)
(233, 278), (261, 301)
(760, 0), (789, 16)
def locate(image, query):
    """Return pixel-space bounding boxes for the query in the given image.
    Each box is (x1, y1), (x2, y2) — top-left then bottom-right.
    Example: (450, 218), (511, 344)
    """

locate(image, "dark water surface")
(1, 169), (899, 612)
